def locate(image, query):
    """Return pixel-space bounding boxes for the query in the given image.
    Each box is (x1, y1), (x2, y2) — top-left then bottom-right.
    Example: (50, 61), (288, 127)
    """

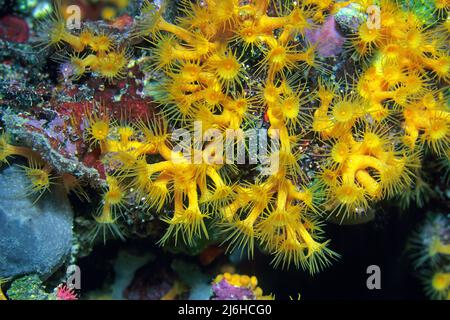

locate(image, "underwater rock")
(334, 3), (366, 35)
(1, 110), (104, 187)
(0, 39), (49, 110)
(171, 259), (211, 300)
(0, 165), (74, 279)
(123, 260), (179, 300)
(112, 251), (153, 300)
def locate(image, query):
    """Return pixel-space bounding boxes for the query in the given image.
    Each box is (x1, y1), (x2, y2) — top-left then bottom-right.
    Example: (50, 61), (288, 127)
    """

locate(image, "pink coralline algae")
(305, 16), (345, 57)
(24, 115), (79, 158)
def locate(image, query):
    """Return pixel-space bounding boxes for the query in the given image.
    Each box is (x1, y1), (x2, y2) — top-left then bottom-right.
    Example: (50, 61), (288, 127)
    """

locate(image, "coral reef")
(0, 0), (448, 300)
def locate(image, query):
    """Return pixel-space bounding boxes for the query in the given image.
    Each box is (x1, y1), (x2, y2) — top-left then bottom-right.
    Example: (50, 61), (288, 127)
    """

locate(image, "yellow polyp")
(101, 7), (117, 21)
(90, 34), (113, 53)
(26, 167), (51, 191)
(296, 188), (316, 210)
(171, 45), (206, 61)
(355, 170), (381, 198)
(61, 31), (85, 52)
(297, 225), (321, 258)
(332, 101), (356, 123)
(1, 134), (45, 165)
(90, 119), (109, 141)
(230, 210), (260, 254)
(79, 54), (99, 70)
(238, 275), (249, 287)
(259, 15), (289, 33)
(79, 29), (94, 46)
(431, 273), (450, 292)
(250, 275), (258, 288)
(208, 51), (243, 90)
(331, 142), (350, 164)
(214, 274), (224, 283)
(117, 126), (134, 144)
(334, 181), (366, 208)
(96, 50), (129, 81)
(96, 203), (116, 226)
(0, 278), (9, 300)
(158, 18), (199, 44)
(147, 178), (170, 210)
(430, 238), (450, 256)
(221, 201), (242, 222)
(231, 273), (240, 285)
(104, 177), (124, 206)
(203, 164), (222, 183)
(61, 173), (90, 202)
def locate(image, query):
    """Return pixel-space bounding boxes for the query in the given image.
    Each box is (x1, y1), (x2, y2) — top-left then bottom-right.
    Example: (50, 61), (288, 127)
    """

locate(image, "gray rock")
(335, 3), (367, 35)
(0, 165), (73, 279)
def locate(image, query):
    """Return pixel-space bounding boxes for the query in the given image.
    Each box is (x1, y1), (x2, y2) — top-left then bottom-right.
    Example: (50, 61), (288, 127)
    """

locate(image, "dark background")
(78, 205), (426, 300)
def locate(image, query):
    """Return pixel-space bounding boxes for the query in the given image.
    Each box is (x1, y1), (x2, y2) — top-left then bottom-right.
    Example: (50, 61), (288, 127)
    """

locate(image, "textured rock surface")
(335, 3), (366, 35)
(0, 165), (73, 279)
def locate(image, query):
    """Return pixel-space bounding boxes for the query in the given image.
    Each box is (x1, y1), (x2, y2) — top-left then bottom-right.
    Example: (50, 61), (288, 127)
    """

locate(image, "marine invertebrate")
(132, 0), (339, 273)
(85, 107), (113, 149)
(0, 132), (43, 165)
(36, 1), (130, 82)
(409, 214), (449, 269)
(408, 213), (449, 300)
(402, 91), (449, 156)
(318, 122), (419, 217)
(423, 270), (450, 300)
(86, 114), (233, 245)
(55, 284), (78, 300)
(212, 273), (273, 300)
(312, 78), (421, 217)
(92, 175), (127, 242)
(310, 0), (449, 219)
(330, 0), (450, 155)
(0, 130), (90, 203)
(1, 0), (447, 288)
(0, 278), (9, 300)
(18, 160), (54, 203)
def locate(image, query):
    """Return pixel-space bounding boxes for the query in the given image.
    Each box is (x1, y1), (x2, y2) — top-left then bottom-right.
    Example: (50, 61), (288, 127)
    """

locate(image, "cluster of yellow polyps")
(312, 0), (449, 217)
(132, 0), (346, 273)
(312, 82), (417, 218)
(83, 109), (232, 246)
(350, 0), (449, 154)
(38, 2), (129, 81)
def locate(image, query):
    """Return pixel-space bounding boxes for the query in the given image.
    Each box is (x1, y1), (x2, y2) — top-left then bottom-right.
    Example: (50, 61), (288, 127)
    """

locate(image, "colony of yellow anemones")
(311, 0), (449, 218)
(0, 0), (448, 275)
(72, 0), (343, 274)
(37, 1), (130, 81)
